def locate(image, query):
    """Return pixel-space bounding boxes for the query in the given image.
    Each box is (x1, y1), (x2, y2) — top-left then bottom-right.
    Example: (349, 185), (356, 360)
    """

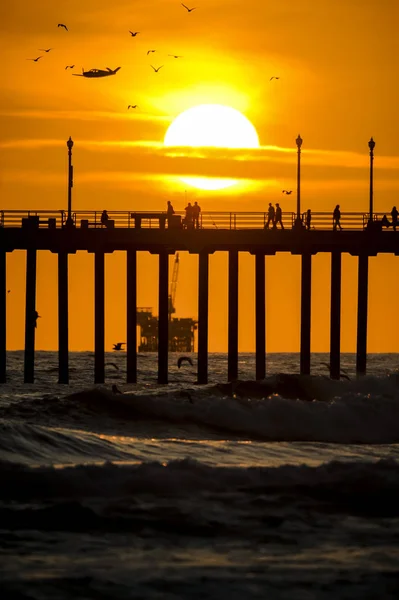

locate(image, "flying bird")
(177, 356), (194, 368)
(151, 65), (163, 72)
(58, 24), (68, 31)
(39, 48), (53, 53)
(113, 342), (125, 351)
(147, 49), (156, 55)
(65, 65), (75, 70)
(168, 54), (183, 58)
(181, 3), (197, 12)
(128, 105), (138, 109)
(270, 76), (280, 81)
(282, 190), (293, 195)
(27, 56), (43, 62)
(129, 31), (140, 36)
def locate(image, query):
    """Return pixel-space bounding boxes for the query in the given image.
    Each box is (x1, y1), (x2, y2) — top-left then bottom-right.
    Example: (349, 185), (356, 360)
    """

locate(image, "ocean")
(1, 351), (399, 599)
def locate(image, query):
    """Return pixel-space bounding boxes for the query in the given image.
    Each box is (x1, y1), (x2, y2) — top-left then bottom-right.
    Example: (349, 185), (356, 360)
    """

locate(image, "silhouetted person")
(266, 203), (275, 229)
(101, 210), (109, 227)
(391, 206), (398, 231)
(381, 214), (390, 228)
(274, 203), (284, 229)
(166, 200), (175, 217)
(192, 201), (201, 229)
(333, 205), (342, 231)
(34, 311), (40, 328)
(305, 209), (311, 230)
(184, 202), (193, 229)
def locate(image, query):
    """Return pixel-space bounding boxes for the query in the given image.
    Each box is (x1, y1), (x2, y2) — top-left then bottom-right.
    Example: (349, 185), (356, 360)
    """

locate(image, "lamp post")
(66, 137), (74, 226)
(368, 137), (375, 225)
(295, 134), (303, 228)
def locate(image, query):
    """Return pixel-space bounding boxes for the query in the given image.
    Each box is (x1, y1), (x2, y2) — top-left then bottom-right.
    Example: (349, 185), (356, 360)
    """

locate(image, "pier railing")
(0, 210), (393, 231)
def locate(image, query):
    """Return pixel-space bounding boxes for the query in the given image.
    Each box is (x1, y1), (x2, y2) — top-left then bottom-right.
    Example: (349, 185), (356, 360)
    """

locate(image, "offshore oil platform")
(136, 254), (197, 352)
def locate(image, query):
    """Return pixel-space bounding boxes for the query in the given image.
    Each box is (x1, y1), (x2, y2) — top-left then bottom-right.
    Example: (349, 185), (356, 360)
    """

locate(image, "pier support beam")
(356, 254), (369, 376)
(58, 252), (69, 384)
(300, 253), (312, 375)
(228, 250), (239, 382)
(158, 251), (169, 384)
(24, 249), (37, 383)
(0, 250), (6, 383)
(94, 251), (105, 384)
(330, 252), (341, 380)
(197, 251), (209, 384)
(255, 253), (266, 380)
(127, 249), (137, 384)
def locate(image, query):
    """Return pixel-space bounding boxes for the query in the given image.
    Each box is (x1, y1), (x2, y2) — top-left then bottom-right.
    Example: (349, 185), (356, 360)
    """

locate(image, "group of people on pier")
(167, 200), (201, 229)
(265, 203), (285, 229)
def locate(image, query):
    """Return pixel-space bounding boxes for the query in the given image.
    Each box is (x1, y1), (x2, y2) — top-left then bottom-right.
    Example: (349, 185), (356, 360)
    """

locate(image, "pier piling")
(58, 252), (69, 384)
(300, 253), (312, 375)
(0, 250), (6, 383)
(126, 249), (137, 383)
(94, 251), (105, 384)
(198, 251), (209, 384)
(255, 253), (266, 380)
(228, 250), (239, 381)
(158, 250), (169, 384)
(356, 254), (369, 375)
(330, 252), (342, 379)
(24, 249), (37, 383)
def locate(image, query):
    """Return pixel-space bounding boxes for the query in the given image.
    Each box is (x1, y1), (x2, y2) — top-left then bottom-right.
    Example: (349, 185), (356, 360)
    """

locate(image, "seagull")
(113, 342), (125, 351)
(147, 49), (156, 55)
(282, 190), (293, 195)
(129, 31), (140, 36)
(270, 76), (280, 81)
(27, 56), (43, 62)
(177, 356), (194, 368)
(168, 54), (183, 58)
(181, 3), (197, 12)
(58, 24), (68, 31)
(39, 48), (54, 53)
(151, 65), (163, 72)
(65, 65), (75, 70)
(128, 105), (138, 109)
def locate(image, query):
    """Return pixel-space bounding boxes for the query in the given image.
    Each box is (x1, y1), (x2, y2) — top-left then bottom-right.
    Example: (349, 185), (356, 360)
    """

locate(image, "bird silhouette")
(58, 24), (68, 31)
(181, 3), (197, 12)
(282, 190), (293, 195)
(151, 65), (163, 72)
(65, 65), (75, 70)
(147, 49), (156, 55)
(129, 31), (140, 36)
(39, 48), (53, 53)
(168, 54), (183, 58)
(113, 342), (125, 351)
(128, 105), (138, 109)
(27, 56), (43, 62)
(270, 76), (280, 81)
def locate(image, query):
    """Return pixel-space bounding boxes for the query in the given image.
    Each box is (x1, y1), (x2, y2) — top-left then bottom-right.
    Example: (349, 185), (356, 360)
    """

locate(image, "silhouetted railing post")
(330, 251), (341, 379)
(24, 249), (37, 383)
(300, 253), (312, 375)
(94, 251), (105, 383)
(228, 250), (239, 381)
(356, 254), (369, 375)
(58, 252), (69, 384)
(0, 250), (6, 383)
(158, 251), (169, 384)
(197, 251), (209, 384)
(255, 252), (266, 380)
(126, 249), (137, 383)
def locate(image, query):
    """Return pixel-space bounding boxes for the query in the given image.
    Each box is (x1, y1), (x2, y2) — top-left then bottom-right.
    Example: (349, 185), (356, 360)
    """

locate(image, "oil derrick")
(137, 253), (197, 352)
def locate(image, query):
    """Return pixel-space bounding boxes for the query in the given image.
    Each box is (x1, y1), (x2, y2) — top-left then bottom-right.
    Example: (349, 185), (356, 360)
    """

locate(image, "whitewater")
(1, 351), (399, 599)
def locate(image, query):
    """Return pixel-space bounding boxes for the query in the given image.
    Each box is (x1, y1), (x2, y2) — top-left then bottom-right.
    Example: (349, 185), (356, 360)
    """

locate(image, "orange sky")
(2, 0), (399, 352)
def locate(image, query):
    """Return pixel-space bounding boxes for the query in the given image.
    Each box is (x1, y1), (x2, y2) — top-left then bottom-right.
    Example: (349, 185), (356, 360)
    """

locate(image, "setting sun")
(164, 104), (260, 190)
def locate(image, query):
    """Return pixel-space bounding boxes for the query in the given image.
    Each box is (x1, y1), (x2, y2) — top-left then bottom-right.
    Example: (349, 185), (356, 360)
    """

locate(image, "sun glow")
(164, 104), (259, 191)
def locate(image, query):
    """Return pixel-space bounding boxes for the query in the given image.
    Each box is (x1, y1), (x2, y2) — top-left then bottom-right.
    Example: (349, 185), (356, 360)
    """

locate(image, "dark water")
(1, 352), (399, 599)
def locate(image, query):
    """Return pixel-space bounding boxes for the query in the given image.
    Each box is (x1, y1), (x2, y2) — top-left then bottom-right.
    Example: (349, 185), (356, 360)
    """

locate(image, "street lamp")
(66, 136), (74, 226)
(368, 137), (375, 225)
(295, 134), (303, 228)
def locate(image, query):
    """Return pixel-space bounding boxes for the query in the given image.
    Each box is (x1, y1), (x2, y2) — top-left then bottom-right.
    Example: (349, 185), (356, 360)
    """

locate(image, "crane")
(168, 253), (179, 319)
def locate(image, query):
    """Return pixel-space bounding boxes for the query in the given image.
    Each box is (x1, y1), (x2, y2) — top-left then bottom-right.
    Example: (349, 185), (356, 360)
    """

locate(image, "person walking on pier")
(391, 206), (398, 231)
(184, 202), (193, 229)
(101, 210), (109, 228)
(304, 209), (312, 230)
(265, 203), (275, 229)
(274, 203), (284, 229)
(192, 201), (201, 229)
(333, 205), (342, 231)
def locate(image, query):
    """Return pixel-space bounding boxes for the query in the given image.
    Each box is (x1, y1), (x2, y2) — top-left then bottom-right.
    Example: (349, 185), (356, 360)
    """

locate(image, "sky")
(2, 0), (399, 353)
